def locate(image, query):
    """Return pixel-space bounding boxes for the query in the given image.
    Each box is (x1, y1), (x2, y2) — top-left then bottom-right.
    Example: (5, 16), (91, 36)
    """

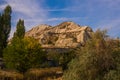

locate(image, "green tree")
(13, 19), (25, 39)
(0, 14), (2, 54)
(0, 5), (12, 57)
(3, 37), (46, 73)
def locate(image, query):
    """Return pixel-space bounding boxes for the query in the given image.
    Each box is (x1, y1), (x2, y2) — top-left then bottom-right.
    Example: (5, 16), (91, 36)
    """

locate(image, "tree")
(0, 5), (12, 57)
(13, 19), (25, 39)
(63, 30), (119, 80)
(0, 14), (2, 54)
(3, 37), (46, 73)
(11, 19), (25, 46)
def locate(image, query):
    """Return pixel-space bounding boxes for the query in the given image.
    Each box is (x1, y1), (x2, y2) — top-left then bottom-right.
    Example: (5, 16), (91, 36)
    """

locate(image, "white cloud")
(23, 17), (83, 23)
(46, 17), (85, 21)
(0, 0), (48, 24)
(95, 19), (120, 30)
(0, 0), (48, 38)
(47, 17), (72, 21)
(0, 0), (47, 17)
(9, 26), (16, 38)
(0, 4), (6, 10)
(95, 19), (120, 37)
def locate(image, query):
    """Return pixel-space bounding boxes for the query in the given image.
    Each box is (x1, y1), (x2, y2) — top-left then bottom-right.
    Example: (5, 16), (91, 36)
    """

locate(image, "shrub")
(63, 30), (120, 80)
(3, 37), (46, 73)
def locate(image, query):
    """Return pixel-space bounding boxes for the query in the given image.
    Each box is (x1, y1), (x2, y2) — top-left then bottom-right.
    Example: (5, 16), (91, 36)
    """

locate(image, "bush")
(63, 30), (120, 80)
(3, 37), (46, 73)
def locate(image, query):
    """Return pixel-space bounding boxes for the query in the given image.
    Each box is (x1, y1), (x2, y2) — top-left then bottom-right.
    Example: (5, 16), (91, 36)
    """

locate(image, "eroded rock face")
(25, 21), (93, 48)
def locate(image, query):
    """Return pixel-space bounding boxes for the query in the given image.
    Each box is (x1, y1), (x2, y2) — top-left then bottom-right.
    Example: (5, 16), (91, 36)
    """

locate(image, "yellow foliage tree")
(3, 37), (46, 73)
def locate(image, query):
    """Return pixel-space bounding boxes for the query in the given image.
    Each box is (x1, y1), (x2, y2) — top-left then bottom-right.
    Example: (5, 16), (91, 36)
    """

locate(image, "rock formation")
(25, 21), (93, 48)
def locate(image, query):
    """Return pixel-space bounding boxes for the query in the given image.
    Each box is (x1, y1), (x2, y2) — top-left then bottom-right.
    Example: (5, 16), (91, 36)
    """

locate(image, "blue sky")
(0, 0), (120, 38)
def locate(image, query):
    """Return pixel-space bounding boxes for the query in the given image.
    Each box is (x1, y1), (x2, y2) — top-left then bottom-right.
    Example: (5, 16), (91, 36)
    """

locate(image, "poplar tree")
(0, 5), (12, 57)
(13, 19), (25, 39)
(0, 14), (2, 54)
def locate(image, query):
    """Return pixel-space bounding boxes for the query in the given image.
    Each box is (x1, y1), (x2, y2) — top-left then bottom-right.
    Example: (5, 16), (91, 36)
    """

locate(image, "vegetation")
(3, 37), (46, 73)
(46, 49), (76, 70)
(13, 19), (25, 39)
(63, 30), (120, 80)
(3, 19), (46, 73)
(59, 50), (76, 70)
(0, 70), (23, 80)
(25, 67), (62, 80)
(0, 5), (12, 57)
(0, 5), (120, 80)
(0, 67), (62, 80)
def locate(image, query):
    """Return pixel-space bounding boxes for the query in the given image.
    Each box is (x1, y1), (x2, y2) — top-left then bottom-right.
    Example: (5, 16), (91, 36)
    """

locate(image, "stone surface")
(25, 21), (93, 48)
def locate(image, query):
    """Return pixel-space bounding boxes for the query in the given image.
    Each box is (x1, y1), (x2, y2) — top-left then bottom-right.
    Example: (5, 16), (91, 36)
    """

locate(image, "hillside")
(25, 21), (93, 48)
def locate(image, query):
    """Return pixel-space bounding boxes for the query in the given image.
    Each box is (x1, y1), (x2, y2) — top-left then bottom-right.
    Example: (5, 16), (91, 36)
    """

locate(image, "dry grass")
(0, 67), (63, 80)
(0, 70), (23, 80)
(25, 67), (63, 80)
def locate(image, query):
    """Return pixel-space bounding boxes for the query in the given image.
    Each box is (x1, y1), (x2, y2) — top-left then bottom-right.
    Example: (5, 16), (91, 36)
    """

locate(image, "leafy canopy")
(4, 37), (46, 73)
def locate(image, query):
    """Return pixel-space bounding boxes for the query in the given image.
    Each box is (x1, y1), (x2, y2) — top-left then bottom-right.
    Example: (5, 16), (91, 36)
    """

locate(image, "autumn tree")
(63, 30), (119, 80)
(3, 37), (46, 73)
(104, 38), (120, 80)
(0, 5), (12, 57)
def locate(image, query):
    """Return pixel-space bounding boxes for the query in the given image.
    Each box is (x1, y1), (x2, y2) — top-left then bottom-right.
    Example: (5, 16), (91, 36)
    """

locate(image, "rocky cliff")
(25, 21), (93, 48)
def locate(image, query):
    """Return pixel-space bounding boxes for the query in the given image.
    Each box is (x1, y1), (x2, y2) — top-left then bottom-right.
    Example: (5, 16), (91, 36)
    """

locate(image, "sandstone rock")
(25, 21), (93, 48)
